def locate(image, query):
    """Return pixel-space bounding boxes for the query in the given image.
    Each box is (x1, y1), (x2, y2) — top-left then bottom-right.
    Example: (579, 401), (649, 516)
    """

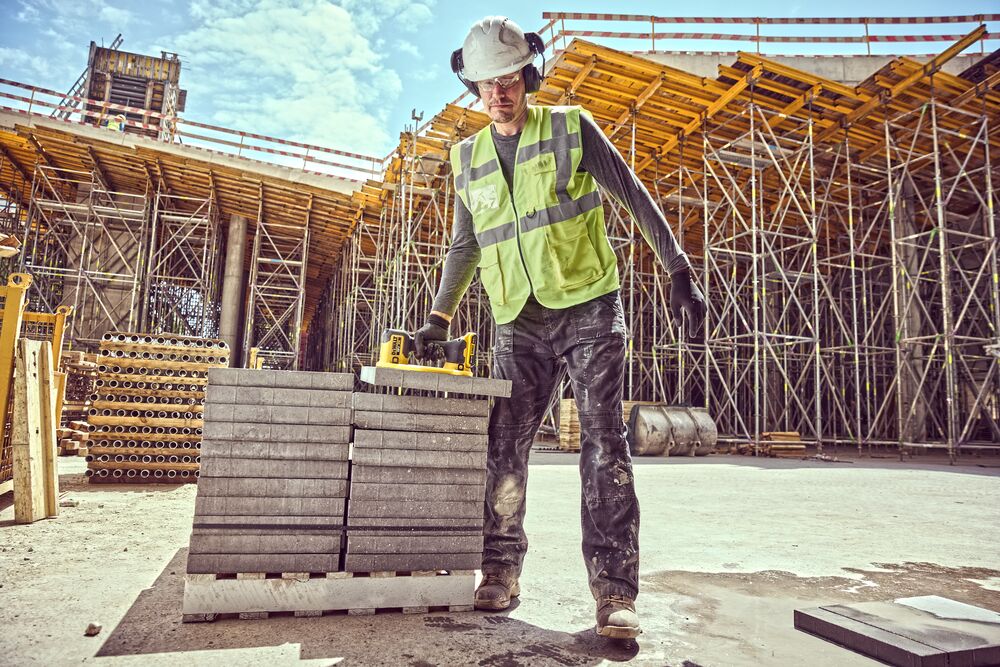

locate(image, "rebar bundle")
(85, 331), (229, 483)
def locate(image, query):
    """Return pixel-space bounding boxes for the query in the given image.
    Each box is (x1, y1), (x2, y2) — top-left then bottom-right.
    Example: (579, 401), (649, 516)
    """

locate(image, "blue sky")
(1, 1), (997, 161)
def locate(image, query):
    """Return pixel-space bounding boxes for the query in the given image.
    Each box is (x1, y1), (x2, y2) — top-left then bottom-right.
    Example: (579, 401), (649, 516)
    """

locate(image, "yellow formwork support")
(0, 273), (32, 464)
(1, 276), (72, 490)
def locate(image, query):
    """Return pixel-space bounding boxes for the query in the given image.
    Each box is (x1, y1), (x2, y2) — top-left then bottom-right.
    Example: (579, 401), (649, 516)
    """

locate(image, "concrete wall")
(641, 53), (982, 86)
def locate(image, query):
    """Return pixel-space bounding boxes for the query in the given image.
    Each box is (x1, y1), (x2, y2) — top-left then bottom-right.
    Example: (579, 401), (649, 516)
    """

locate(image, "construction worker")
(415, 16), (706, 639)
(106, 113), (127, 132)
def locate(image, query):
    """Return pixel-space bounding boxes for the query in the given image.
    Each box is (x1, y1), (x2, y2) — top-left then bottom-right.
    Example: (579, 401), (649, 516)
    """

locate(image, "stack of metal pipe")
(85, 332), (229, 483)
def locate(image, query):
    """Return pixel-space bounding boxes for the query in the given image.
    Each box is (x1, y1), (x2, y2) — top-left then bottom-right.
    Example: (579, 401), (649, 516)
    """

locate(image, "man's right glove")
(413, 313), (450, 360)
(669, 269), (707, 339)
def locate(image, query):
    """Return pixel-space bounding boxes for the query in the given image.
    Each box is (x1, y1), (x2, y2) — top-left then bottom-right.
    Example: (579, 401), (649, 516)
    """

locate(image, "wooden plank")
(39, 342), (59, 518)
(12, 339), (46, 523)
(181, 571), (475, 616)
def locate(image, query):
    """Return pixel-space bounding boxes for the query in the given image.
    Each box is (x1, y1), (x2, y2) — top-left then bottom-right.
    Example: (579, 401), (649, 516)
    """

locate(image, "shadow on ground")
(96, 549), (691, 666)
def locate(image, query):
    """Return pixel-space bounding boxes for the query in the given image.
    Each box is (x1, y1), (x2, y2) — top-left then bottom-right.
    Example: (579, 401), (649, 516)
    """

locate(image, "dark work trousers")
(482, 290), (640, 601)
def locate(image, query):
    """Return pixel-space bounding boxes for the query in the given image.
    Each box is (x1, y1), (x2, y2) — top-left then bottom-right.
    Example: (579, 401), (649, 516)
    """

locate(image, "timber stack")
(85, 332), (229, 483)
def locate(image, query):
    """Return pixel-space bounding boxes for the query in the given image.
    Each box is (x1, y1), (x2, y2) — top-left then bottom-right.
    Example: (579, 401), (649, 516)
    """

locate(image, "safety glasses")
(476, 72), (521, 93)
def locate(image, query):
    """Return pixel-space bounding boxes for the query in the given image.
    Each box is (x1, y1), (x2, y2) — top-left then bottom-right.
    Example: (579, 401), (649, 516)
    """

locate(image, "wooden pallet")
(182, 569), (475, 621)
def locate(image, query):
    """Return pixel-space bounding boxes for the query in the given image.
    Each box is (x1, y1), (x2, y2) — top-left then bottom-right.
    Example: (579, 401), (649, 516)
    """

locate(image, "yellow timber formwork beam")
(637, 64), (763, 175)
(0, 273), (32, 481)
(557, 54), (599, 104)
(606, 73), (665, 141)
(814, 24), (988, 145)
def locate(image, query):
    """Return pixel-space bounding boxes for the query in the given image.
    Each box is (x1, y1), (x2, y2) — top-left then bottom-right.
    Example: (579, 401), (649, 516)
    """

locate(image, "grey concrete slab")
(360, 366), (511, 398)
(353, 429), (488, 452)
(202, 441), (349, 462)
(304, 407), (352, 425)
(192, 514), (344, 527)
(345, 553), (482, 573)
(202, 403), (234, 422)
(266, 371), (355, 391)
(795, 596), (1000, 666)
(201, 421), (233, 440)
(306, 425), (354, 443)
(202, 422), (351, 443)
(204, 405), (352, 426)
(207, 368), (241, 386)
(348, 482), (485, 503)
(208, 369), (353, 390)
(351, 448), (487, 470)
(350, 465), (486, 486)
(351, 393), (489, 417)
(231, 422), (272, 440)
(194, 496), (346, 516)
(347, 517), (484, 529)
(347, 534), (483, 554)
(271, 388), (352, 408)
(353, 411), (488, 434)
(235, 386), (273, 405)
(205, 384), (237, 404)
(196, 477), (348, 498)
(187, 553), (340, 574)
(268, 406), (310, 424)
(348, 500), (483, 519)
(199, 458), (348, 479)
(189, 533), (342, 555)
(203, 404), (236, 422)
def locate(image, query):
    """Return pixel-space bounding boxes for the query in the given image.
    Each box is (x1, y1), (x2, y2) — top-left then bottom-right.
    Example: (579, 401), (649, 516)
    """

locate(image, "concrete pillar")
(219, 214), (248, 367)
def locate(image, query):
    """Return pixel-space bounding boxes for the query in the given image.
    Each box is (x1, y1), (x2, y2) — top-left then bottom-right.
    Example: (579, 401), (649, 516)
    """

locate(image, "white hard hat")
(457, 16), (534, 81)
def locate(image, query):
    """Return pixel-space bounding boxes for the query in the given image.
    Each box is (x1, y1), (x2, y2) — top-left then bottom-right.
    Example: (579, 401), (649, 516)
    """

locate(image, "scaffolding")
(20, 166), (148, 347)
(142, 189), (221, 337)
(242, 198), (310, 370)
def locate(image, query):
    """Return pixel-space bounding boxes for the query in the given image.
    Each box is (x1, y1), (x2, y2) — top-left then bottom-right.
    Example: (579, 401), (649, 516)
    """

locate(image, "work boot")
(474, 573), (520, 611)
(596, 595), (641, 639)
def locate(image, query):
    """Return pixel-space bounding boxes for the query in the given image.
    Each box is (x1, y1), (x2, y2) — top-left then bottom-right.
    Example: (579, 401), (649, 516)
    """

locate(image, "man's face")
(478, 72), (527, 125)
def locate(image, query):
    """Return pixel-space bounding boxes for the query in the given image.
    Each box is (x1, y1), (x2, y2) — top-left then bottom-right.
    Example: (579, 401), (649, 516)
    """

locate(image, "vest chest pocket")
(544, 222), (604, 290)
(478, 242), (507, 306)
(523, 153), (557, 202)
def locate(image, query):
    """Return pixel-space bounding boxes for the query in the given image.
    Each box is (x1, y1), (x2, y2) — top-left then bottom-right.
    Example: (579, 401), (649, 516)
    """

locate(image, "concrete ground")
(2, 452), (999, 666)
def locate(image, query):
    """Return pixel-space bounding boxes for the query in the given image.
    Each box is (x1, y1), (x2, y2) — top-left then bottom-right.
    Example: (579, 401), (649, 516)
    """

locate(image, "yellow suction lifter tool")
(376, 329), (477, 377)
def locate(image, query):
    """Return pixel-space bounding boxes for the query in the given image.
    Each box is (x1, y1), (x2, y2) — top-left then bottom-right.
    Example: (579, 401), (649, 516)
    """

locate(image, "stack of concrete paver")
(187, 368), (353, 575)
(347, 366), (513, 573)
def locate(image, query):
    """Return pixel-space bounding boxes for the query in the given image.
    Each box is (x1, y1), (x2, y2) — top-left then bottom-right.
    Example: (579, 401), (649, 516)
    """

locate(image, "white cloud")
(98, 5), (136, 28)
(0, 47), (56, 81)
(168, 0), (434, 155)
(395, 40), (421, 58)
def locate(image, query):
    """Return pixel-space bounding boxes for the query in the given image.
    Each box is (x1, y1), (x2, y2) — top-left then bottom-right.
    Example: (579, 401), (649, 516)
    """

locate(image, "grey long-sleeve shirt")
(431, 110), (692, 316)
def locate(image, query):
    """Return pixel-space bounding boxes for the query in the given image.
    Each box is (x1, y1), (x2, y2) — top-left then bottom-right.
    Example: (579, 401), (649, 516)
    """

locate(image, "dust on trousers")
(482, 291), (640, 600)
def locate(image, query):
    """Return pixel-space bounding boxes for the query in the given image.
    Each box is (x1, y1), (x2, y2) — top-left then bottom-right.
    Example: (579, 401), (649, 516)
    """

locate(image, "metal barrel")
(627, 405), (718, 457)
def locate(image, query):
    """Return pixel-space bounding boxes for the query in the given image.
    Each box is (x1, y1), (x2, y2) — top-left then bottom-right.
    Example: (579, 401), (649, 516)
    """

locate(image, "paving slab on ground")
(795, 595), (1000, 665)
(3, 454), (999, 666)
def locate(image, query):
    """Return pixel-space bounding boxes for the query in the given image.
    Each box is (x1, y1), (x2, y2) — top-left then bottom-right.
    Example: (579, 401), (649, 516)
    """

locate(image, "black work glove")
(413, 313), (450, 360)
(669, 269), (707, 339)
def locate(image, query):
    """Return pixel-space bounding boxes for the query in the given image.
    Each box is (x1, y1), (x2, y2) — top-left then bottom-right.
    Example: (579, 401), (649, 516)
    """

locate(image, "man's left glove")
(413, 313), (450, 361)
(669, 269), (706, 338)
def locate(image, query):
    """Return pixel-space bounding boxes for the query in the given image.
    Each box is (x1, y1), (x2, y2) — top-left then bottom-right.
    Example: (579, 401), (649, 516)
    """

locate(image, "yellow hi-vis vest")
(450, 105), (620, 325)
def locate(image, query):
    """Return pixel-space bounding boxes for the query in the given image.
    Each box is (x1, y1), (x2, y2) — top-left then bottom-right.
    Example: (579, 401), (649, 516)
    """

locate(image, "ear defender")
(450, 48), (481, 97)
(524, 32), (545, 94)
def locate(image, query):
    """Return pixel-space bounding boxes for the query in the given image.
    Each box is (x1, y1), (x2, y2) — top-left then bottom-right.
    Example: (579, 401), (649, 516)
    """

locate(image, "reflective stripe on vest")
(450, 105), (620, 324)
